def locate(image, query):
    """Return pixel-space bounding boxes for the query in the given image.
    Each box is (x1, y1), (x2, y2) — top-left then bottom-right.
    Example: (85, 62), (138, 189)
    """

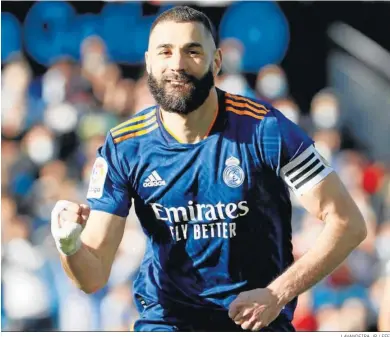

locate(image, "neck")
(160, 87), (219, 144)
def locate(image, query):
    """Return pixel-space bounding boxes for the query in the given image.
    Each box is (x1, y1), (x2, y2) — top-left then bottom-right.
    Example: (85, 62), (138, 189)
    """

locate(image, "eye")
(188, 50), (200, 55)
(159, 50), (171, 56)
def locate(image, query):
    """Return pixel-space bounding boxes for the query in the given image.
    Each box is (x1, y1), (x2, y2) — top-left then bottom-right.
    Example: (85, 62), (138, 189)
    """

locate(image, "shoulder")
(223, 91), (285, 137)
(109, 106), (159, 146)
(224, 91), (272, 122)
(223, 91), (285, 131)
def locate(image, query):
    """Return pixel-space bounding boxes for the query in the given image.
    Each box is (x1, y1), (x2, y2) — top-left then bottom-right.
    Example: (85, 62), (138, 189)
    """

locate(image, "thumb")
(79, 204), (91, 226)
(228, 298), (243, 319)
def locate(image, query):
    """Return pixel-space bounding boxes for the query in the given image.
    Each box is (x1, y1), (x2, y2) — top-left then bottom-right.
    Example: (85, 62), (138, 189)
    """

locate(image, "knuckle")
(67, 203), (81, 213)
(60, 211), (81, 224)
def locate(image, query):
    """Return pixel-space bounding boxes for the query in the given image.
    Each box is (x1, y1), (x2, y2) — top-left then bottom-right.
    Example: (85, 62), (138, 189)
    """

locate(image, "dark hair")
(150, 6), (216, 44)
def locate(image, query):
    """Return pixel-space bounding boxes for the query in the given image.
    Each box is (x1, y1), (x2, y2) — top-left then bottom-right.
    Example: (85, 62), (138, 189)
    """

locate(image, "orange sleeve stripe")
(225, 99), (267, 116)
(226, 93), (269, 112)
(226, 106), (264, 120)
(113, 123), (159, 143)
(111, 109), (156, 132)
(111, 116), (157, 137)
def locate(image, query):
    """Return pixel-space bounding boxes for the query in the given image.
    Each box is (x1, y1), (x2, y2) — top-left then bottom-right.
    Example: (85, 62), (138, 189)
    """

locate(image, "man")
(51, 6), (367, 332)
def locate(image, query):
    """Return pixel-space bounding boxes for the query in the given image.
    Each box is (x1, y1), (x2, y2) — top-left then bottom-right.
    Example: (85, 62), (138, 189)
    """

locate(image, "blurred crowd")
(2, 30), (390, 332)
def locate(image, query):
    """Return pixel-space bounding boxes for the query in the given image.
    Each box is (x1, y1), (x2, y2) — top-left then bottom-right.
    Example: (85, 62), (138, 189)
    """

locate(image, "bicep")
(81, 210), (126, 261)
(298, 172), (364, 226)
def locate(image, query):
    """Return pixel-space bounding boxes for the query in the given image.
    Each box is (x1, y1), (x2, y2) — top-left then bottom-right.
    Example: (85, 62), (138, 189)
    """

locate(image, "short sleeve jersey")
(87, 88), (333, 321)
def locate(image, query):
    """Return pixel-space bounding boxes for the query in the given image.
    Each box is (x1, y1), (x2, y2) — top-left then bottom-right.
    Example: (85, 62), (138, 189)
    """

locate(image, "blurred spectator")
(102, 78), (136, 117)
(310, 89), (340, 130)
(100, 283), (138, 331)
(22, 125), (58, 167)
(219, 38), (243, 75)
(2, 56), (44, 139)
(2, 216), (57, 331)
(132, 73), (156, 113)
(216, 38), (256, 98)
(81, 35), (108, 82)
(255, 64), (289, 101)
(272, 97), (301, 125)
(292, 290), (318, 331)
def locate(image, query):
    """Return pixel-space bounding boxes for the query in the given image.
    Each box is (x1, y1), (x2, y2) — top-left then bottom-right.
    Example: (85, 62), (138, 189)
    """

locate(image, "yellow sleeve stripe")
(113, 122), (159, 144)
(111, 115), (157, 137)
(111, 109), (156, 132)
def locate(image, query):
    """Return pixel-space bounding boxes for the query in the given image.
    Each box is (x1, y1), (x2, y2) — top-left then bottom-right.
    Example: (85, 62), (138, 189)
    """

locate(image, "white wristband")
(51, 200), (83, 256)
(54, 228), (82, 256)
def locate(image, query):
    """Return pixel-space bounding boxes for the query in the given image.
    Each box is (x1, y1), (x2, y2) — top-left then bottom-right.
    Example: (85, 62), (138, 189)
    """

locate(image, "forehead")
(149, 21), (210, 48)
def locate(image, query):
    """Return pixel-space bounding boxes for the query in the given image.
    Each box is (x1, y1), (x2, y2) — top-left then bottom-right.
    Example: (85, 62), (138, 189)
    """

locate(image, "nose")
(168, 50), (186, 72)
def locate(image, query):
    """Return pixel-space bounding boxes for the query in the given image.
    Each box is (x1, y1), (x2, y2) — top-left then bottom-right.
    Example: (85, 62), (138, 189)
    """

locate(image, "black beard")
(147, 67), (214, 115)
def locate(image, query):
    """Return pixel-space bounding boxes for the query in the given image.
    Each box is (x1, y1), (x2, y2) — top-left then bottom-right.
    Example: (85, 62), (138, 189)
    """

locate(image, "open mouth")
(170, 80), (187, 85)
(165, 79), (189, 85)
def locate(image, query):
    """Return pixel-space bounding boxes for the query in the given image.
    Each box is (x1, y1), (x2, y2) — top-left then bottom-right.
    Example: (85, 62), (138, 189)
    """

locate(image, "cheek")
(194, 57), (209, 70)
(152, 72), (165, 85)
(148, 58), (164, 74)
(191, 62), (210, 77)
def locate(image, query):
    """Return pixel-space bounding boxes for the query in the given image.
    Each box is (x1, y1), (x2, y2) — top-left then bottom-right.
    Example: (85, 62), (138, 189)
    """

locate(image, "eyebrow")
(156, 42), (204, 50)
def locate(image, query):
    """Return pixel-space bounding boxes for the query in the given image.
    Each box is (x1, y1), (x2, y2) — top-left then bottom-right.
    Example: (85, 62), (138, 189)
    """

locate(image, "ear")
(213, 48), (223, 77)
(145, 51), (151, 74)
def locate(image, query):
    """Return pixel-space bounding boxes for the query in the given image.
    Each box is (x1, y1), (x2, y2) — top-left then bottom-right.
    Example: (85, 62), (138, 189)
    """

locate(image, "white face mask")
(312, 104), (339, 129)
(44, 103), (78, 134)
(27, 136), (55, 165)
(218, 74), (247, 96)
(275, 105), (299, 125)
(256, 73), (287, 100)
(42, 69), (66, 105)
(222, 49), (242, 74)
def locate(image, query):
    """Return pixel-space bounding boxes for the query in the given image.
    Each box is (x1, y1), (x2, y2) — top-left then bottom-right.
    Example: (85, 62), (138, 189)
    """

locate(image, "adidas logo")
(143, 170), (166, 187)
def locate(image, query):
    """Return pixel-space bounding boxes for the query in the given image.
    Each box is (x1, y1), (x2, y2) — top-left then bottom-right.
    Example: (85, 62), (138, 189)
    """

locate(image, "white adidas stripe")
(281, 145), (333, 195)
(152, 170), (163, 181)
(143, 171), (166, 187)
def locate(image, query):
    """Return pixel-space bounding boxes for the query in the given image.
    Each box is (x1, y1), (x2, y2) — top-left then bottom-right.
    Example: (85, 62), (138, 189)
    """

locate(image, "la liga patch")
(87, 157), (108, 199)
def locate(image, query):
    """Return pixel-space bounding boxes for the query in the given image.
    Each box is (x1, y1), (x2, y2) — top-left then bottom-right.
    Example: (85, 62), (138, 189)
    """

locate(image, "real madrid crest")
(223, 156), (245, 188)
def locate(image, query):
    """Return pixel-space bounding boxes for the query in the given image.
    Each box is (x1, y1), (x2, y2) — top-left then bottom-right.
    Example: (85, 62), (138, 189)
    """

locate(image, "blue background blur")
(2, 1), (390, 332)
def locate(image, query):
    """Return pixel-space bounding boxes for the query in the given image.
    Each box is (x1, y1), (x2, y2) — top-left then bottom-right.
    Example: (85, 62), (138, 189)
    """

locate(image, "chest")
(129, 138), (265, 207)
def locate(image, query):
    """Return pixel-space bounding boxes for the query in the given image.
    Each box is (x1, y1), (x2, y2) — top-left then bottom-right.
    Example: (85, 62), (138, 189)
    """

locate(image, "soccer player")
(51, 6), (367, 332)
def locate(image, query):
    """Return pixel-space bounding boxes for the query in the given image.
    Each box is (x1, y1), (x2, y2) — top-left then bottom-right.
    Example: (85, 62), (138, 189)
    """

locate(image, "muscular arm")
(267, 172), (367, 305)
(60, 210), (126, 293)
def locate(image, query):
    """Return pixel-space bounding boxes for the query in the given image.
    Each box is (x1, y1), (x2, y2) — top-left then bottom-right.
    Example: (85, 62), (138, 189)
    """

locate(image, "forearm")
(268, 216), (366, 306)
(60, 243), (108, 293)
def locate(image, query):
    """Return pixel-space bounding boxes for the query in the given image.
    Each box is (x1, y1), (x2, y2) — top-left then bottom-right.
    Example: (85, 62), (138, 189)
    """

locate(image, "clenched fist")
(228, 288), (285, 331)
(51, 200), (91, 256)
